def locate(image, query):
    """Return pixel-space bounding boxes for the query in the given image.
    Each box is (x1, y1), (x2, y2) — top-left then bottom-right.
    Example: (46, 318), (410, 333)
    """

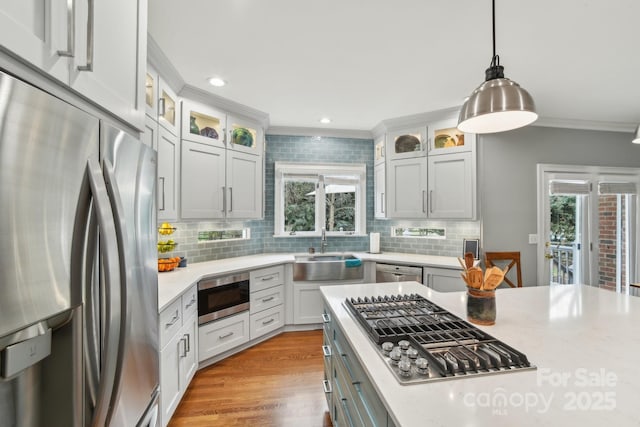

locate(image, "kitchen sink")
(293, 254), (364, 281)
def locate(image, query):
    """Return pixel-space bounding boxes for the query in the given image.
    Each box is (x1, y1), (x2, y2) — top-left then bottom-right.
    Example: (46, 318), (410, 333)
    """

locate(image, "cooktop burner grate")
(344, 294), (535, 384)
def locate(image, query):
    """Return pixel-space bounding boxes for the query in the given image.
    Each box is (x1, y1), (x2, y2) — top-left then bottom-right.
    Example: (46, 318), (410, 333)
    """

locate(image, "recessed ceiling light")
(208, 77), (226, 87)
(319, 117), (331, 124)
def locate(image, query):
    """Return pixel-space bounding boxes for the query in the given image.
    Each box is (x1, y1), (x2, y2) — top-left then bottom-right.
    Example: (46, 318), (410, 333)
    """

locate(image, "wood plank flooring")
(168, 330), (333, 427)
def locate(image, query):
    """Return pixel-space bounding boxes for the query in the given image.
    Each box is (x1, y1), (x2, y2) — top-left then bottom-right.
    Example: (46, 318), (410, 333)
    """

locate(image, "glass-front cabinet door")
(181, 100), (226, 148)
(226, 115), (264, 155)
(145, 63), (158, 120)
(386, 126), (427, 160)
(158, 77), (179, 135)
(428, 119), (473, 154)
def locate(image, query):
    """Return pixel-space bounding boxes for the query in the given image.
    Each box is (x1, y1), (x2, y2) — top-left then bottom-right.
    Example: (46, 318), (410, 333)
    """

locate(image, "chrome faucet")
(320, 227), (328, 253)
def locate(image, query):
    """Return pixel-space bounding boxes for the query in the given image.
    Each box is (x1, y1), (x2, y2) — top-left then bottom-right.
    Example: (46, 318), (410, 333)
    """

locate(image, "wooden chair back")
(484, 251), (522, 288)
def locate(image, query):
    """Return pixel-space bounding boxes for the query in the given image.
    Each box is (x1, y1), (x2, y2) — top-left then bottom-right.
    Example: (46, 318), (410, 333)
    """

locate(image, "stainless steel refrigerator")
(0, 70), (159, 426)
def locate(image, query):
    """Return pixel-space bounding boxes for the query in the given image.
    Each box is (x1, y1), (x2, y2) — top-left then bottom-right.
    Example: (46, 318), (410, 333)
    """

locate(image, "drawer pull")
(322, 345), (332, 357)
(261, 275), (275, 281)
(341, 353), (357, 381)
(341, 398), (356, 427)
(165, 310), (180, 328)
(262, 318), (275, 326)
(185, 297), (196, 309)
(219, 331), (234, 339)
(322, 379), (332, 394)
(261, 296), (275, 303)
(322, 313), (330, 323)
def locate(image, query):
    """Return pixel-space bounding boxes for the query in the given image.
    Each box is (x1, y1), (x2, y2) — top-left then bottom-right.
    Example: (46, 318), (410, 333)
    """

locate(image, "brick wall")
(598, 195), (627, 291)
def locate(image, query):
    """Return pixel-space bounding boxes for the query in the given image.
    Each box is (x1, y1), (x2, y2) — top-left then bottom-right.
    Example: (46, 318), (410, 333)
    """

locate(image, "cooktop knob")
(407, 347), (419, 359)
(398, 359), (412, 377)
(381, 342), (394, 355)
(398, 340), (410, 351)
(415, 357), (429, 374)
(389, 349), (402, 365)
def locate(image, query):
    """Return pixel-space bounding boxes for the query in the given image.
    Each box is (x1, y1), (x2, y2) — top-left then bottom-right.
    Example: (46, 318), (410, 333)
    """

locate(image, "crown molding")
(266, 126), (373, 140)
(147, 35), (185, 93)
(180, 84), (270, 129)
(378, 106), (461, 132)
(532, 117), (637, 133)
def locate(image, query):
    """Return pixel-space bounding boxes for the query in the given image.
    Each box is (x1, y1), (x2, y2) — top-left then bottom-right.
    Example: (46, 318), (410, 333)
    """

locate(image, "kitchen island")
(321, 282), (640, 426)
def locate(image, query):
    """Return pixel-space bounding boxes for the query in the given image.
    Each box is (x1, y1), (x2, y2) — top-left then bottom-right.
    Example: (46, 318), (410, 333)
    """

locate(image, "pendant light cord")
(486, 0), (503, 79)
(492, 0), (496, 59)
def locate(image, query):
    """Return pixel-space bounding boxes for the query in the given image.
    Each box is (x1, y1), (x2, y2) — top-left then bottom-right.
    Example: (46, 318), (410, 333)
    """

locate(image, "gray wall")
(479, 126), (640, 286)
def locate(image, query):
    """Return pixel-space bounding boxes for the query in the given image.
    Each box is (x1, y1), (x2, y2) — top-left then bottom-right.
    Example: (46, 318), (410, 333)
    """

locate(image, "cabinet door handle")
(158, 177), (165, 211)
(158, 97), (166, 117)
(77, 0), (94, 72)
(228, 187), (233, 212)
(165, 310), (179, 328)
(179, 337), (187, 358)
(422, 190), (427, 213)
(322, 313), (330, 323)
(261, 296), (275, 303)
(381, 192), (385, 214)
(262, 318), (275, 326)
(184, 333), (190, 353)
(57, 0), (75, 57)
(322, 379), (332, 394)
(222, 186), (226, 213)
(322, 345), (332, 357)
(219, 331), (234, 339)
(429, 190), (433, 214)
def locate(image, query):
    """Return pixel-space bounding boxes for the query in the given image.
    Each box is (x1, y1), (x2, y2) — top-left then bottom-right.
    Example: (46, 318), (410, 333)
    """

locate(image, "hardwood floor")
(168, 330), (333, 427)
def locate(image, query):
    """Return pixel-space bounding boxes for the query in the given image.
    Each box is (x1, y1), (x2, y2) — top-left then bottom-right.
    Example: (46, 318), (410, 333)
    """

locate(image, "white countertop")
(320, 282), (640, 427)
(157, 252), (466, 312)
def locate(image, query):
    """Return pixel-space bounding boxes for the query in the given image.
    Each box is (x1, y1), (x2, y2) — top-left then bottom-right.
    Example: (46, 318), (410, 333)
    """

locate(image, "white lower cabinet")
(159, 286), (198, 427)
(198, 312), (250, 362)
(293, 283), (325, 324)
(423, 266), (467, 292)
(323, 303), (394, 427)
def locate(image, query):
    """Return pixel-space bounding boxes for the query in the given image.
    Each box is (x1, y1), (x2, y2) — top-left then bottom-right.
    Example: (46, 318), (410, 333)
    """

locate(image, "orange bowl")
(158, 258), (179, 272)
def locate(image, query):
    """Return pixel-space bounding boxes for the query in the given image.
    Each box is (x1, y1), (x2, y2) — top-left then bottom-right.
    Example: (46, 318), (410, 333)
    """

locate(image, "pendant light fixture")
(632, 124), (640, 144)
(458, 0), (537, 134)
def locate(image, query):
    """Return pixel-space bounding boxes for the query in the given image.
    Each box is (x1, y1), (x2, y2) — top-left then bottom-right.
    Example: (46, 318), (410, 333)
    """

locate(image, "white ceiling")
(148, 0), (640, 132)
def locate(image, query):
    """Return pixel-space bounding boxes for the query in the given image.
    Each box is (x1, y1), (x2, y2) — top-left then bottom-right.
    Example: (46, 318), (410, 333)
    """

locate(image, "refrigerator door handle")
(102, 158), (132, 423)
(84, 157), (123, 427)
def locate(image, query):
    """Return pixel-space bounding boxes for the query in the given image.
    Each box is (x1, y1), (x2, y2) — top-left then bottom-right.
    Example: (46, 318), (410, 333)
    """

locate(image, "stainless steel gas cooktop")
(344, 294), (536, 384)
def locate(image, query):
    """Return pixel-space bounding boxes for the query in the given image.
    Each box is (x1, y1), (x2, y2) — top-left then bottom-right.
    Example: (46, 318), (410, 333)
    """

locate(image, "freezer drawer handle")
(57, 0), (75, 57)
(219, 331), (234, 339)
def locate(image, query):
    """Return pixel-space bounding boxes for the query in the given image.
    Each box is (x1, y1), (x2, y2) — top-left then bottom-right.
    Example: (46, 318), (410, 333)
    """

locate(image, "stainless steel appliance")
(376, 263), (423, 283)
(198, 273), (250, 325)
(345, 294), (535, 384)
(0, 70), (159, 426)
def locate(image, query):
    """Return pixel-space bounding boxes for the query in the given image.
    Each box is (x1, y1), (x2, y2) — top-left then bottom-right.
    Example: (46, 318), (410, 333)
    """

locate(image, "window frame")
(274, 162), (367, 237)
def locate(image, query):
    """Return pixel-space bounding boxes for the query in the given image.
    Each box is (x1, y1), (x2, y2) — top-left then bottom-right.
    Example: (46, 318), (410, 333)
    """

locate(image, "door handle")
(429, 190), (433, 213)
(544, 253), (554, 260)
(184, 333), (190, 353)
(158, 97), (166, 117)
(158, 177), (166, 211)
(422, 190), (426, 213)
(381, 192), (385, 214)
(228, 187), (233, 212)
(77, 0), (94, 72)
(222, 186), (227, 213)
(57, 0), (76, 57)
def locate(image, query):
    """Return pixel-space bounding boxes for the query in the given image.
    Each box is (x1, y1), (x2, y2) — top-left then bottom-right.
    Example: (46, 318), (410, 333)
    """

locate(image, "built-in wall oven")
(198, 272), (250, 325)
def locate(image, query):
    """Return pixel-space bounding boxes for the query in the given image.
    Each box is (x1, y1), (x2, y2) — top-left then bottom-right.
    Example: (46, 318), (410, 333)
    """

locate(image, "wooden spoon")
(464, 252), (475, 270)
(457, 257), (468, 271)
(483, 266), (506, 290)
(467, 267), (483, 289)
(460, 272), (471, 287)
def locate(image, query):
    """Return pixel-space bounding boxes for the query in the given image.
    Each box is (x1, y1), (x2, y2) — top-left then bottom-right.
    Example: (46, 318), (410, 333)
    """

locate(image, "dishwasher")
(375, 263), (423, 284)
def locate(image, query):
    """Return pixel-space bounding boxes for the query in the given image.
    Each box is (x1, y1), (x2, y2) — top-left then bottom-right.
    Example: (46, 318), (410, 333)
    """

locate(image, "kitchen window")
(274, 162), (366, 236)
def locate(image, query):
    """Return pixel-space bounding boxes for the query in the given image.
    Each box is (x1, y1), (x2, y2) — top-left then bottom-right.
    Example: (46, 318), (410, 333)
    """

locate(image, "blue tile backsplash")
(164, 134), (480, 263)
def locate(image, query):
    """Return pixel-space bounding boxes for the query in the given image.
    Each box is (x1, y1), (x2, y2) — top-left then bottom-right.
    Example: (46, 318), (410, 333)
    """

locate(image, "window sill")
(273, 233), (368, 238)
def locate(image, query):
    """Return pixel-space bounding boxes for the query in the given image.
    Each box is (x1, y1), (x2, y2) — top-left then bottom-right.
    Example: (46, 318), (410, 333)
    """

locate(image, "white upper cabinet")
(226, 150), (262, 219)
(374, 162), (386, 219)
(0, 0), (69, 82)
(180, 141), (226, 219)
(69, 0), (146, 129)
(226, 114), (264, 155)
(386, 157), (428, 218)
(0, 0), (146, 129)
(427, 152), (475, 219)
(427, 119), (474, 155)
(157, 126), (179, 221)
(181, 100), (226, 148)
(386, 126), (427, 160)
(374, 135), (385, 165)
(142, 115), (158, 151)
(158, 77), (179, 135)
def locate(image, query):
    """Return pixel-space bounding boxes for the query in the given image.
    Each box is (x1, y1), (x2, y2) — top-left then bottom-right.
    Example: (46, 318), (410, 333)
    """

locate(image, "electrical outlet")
(528, 234), (538, 244)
